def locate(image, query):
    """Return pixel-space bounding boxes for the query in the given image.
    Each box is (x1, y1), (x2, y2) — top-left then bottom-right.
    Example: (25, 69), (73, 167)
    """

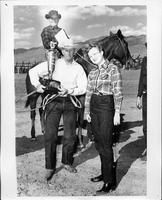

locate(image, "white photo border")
(1, 0), (161, 199)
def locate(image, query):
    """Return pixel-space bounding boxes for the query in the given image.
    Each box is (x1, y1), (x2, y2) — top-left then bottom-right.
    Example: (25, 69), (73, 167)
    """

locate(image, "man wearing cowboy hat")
(28, 38), (87, 181)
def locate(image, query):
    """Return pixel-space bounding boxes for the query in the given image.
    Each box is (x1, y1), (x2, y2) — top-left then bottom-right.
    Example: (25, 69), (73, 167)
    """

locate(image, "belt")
(54, 96), (82, 108)
(54, 96), (71, 102)
(93, 92), (112, 96)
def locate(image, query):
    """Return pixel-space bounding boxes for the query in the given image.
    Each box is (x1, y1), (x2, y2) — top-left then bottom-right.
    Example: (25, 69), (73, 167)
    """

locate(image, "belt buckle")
(94, 90), (103, 96)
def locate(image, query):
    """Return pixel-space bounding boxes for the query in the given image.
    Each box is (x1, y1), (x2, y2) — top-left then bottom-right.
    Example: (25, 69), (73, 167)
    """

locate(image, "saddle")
(39, 78), (61, 95)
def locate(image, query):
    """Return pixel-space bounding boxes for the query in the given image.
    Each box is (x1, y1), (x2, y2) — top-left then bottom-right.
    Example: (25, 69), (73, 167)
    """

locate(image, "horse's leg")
(77, 126), (84, 149)
(77, 108), (84, 149)
(85, 122), (94, 148)
(30, 105), (36, 140)
(39, 94), (48, 134)
(39, 106), (45, 134)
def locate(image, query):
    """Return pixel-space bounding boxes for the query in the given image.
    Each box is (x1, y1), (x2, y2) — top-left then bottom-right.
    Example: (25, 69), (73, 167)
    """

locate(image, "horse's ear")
(109, 31), (113, 36)
(117, 29), (123, 39)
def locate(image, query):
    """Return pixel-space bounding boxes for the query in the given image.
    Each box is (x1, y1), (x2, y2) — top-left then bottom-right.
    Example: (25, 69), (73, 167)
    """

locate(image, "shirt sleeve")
(41, 28), (51, 49)
(137, 57), (146, 97)
(29, 61), (48, 88)
(71, 65), (87, 96)
(84, 72), (94, 116)
(111, 65), (123, 112)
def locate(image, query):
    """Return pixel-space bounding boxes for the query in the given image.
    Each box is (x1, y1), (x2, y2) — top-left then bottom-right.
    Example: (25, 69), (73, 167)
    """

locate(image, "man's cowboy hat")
(59, 39), (76, 49)
(45, 10), (61, 20)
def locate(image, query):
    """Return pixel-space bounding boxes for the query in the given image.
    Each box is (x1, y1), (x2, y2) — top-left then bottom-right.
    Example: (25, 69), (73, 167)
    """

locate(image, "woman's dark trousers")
(44, 97), (77, 170)
(90, 94), (115, 184)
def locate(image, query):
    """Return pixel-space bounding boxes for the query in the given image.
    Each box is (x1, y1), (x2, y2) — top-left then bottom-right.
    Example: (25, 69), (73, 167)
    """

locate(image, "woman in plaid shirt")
(84, 43), (123, 194)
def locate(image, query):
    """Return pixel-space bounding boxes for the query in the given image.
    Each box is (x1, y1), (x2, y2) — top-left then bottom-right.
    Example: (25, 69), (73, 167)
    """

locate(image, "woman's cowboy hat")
(45, 10), (61, 20)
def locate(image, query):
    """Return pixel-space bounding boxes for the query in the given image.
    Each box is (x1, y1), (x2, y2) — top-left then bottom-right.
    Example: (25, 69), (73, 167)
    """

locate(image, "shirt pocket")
(100, 74), (108, 80)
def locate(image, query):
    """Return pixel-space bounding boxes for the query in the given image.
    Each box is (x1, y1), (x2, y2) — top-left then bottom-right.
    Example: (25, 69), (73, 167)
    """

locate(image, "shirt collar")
(49, 25), (58, 30)
(100, 59), (109, 69)
(62, 58), (75, 66)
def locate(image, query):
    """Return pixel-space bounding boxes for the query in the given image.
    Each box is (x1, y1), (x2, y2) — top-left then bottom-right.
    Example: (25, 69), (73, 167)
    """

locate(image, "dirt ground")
(15, 70), (146, 197)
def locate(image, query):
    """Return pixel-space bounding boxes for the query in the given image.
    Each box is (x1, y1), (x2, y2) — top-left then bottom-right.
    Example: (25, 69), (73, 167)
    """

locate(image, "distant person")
(29, 38), (87, 181)
(84, 43), (123, 194)
(136, 42), (147, 159)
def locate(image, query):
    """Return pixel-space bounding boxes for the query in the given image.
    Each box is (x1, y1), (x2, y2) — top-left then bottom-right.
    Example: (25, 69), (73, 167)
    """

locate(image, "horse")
(25, 29), (134, 148)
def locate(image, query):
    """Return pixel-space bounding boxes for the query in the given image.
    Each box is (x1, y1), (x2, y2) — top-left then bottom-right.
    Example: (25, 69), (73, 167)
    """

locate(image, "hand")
(36, 84), (46, 93)
(114, 111), (120, 125)
(58, 86), (68, 96)
(136, 96), (142, 109)
(86, 114), (91, 123)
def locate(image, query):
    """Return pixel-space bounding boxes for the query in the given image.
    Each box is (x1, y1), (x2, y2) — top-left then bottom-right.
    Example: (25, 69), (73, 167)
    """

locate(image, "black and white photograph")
(1, 0), (161, 199)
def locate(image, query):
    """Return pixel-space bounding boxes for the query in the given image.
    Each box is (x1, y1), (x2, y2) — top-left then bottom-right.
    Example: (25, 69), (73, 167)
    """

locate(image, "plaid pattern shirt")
(84, 59), (123, 115)
(41, 25), (62, 50)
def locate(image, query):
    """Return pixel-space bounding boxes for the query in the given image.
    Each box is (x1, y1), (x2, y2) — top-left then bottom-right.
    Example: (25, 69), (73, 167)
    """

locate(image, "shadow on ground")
(114, 119), (143, 144)
(16, 115), (143, 165)
(16, 134), (63, 156)
(116, 137), (145, 187)
(54, 144), (98, 174)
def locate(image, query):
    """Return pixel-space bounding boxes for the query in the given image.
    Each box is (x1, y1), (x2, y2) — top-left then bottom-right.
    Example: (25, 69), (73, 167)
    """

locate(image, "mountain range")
(14, 34), (146, 64)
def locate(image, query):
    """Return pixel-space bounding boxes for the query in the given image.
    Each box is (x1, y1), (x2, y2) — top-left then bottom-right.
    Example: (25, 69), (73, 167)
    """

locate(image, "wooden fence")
(14, 61), (42, 74)
(14, 56), (144, 74)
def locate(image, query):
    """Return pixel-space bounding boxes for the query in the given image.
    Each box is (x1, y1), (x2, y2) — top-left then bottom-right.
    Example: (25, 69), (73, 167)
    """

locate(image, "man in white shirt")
(29, 39), (87, 181)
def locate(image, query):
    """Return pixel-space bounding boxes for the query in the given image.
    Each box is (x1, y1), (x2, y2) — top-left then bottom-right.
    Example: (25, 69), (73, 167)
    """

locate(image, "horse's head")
(99, 29), (133, 66)
(73, 29), (134, 75)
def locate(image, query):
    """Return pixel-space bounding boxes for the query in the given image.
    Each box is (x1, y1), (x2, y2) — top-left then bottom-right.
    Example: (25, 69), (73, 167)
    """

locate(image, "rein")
(16, 93), (60, 113)
(15, 90), (37, 103)
(16, 92), (82, 113)
(69, 95), (82, 108)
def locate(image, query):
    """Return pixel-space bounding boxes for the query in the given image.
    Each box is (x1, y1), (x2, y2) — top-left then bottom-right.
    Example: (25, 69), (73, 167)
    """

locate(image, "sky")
(14, 5), (146, 49)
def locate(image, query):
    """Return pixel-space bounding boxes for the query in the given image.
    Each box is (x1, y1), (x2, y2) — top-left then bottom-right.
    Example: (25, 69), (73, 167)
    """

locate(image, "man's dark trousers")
(90, 94), (115, 184)
(142, 93), (147, 147)
(44, 96), (77, 170)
